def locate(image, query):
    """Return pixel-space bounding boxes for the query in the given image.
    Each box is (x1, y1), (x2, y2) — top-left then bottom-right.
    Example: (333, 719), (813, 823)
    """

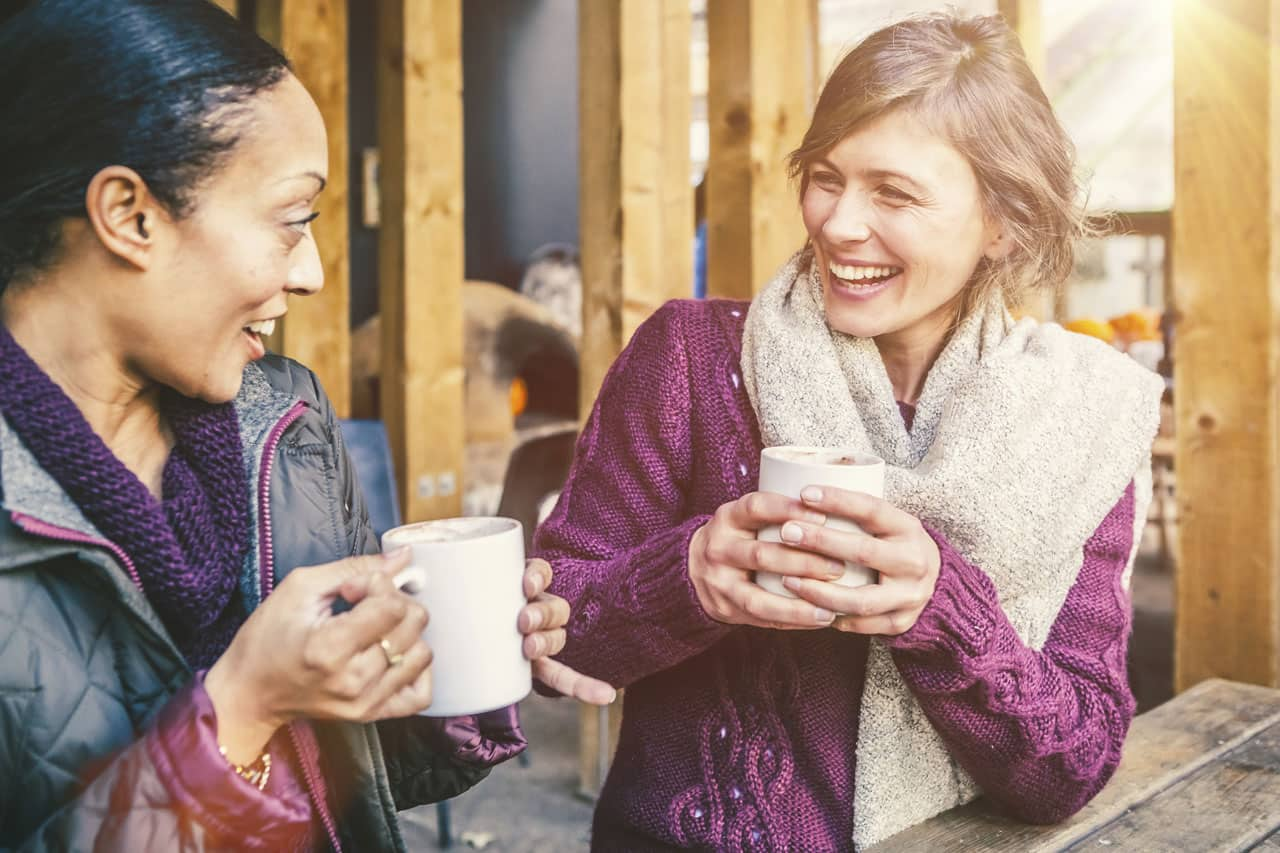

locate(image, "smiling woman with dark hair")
(0, 1), (612, 850)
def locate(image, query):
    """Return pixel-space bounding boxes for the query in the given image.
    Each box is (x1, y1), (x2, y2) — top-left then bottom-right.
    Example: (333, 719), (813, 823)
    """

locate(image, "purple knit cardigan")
(534, 299), (1137, 851)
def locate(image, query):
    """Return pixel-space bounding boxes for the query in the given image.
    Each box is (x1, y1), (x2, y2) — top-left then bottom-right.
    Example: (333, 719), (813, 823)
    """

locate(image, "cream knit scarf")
(740, 250), (1162, 849)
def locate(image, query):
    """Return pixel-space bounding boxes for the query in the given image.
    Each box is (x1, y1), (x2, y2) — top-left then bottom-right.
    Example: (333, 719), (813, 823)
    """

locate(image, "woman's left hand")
(776, 486), (942, 636)
(519, 559), (618, 704)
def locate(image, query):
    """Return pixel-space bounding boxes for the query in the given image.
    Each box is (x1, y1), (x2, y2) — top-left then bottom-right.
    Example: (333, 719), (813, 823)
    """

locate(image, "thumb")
(292, 548), (411, 600)
(336, 547), (416, 604)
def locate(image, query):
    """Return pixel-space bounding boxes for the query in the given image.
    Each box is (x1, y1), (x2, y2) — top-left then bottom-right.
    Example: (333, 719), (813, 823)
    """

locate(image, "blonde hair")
(789, 12), (1097, 308)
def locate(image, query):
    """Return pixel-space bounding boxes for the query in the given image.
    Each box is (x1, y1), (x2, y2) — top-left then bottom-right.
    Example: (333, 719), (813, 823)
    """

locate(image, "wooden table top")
(868, 678), (1280, 851)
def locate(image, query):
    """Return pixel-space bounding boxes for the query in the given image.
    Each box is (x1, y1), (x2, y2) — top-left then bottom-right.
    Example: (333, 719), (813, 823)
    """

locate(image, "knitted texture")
(741, 250), (1162, 846)
(535, 299), (1141, 851)
(0, 327), (249, 669)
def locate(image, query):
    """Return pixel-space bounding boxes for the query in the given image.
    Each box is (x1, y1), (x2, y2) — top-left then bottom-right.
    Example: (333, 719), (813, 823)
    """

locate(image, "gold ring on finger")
(379, 638), (404, 667)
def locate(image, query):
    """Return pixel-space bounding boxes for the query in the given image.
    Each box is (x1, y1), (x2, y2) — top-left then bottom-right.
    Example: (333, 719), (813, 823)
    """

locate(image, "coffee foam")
(386, 517), (515, 545)
(771, 448), (877, 467)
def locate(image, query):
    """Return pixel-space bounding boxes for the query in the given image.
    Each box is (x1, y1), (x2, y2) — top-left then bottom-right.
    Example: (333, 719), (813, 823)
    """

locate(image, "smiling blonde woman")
(533, 12), (1161, 851)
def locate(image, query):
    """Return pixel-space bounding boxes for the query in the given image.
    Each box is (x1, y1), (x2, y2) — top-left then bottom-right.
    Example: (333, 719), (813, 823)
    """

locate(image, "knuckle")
(749, 541), (769, 570)
(335, 671), (366, 701)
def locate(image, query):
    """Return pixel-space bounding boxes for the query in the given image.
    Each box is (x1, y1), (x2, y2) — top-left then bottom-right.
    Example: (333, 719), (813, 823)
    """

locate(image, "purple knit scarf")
(0, 327), (250, 669)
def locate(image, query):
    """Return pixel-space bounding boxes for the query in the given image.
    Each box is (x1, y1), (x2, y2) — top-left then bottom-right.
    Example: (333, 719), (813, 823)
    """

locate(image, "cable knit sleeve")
(533, 302), (733, 689)
(886, 482), (1139, 824)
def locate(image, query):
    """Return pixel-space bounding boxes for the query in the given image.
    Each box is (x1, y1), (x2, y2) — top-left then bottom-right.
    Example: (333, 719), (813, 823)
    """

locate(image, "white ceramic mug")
(381, 516), (532, 717)
(755, 446), (886, 597)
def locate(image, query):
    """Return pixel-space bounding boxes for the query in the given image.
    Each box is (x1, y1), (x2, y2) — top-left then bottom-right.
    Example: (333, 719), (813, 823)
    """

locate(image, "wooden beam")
(378, 0), (465, 522)
(997, 0), (1057, 320)
(998, 0), (1044, 79)
(578, 0), (693, 407)
(211, 0), (238, 16)
(1172, 0), (1280, 689)
(255, 0), (352, 418)
(576, 0), (693, 797)
(705, 0), (815, 300)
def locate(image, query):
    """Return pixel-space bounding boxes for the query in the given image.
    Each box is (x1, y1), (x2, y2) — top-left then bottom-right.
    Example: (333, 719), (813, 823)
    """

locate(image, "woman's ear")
(83, 165), (165, 272)
(984, 228), (1014, 261)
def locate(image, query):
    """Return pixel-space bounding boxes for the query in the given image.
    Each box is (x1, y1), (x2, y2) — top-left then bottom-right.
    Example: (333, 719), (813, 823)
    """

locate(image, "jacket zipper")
(258, 400), (307, 600)
(256, 401), (344, 853)
(10, 511), (143, 589)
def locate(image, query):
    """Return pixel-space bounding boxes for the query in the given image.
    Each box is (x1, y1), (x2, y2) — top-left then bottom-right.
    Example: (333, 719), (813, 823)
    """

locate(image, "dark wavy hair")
(0, 0), (290, 289)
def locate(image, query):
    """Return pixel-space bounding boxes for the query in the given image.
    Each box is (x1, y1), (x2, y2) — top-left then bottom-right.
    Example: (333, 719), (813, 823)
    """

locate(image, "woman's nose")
(823, 190), (874, 245)
(286, 232), (325, 295)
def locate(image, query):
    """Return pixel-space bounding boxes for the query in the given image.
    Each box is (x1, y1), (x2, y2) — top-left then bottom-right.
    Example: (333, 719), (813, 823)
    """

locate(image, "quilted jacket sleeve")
(10, 680), (313, 852)
(269, 356), (498, 807)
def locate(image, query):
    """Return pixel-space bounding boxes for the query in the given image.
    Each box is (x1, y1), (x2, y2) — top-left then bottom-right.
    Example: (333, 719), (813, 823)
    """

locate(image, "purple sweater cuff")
(886, 523), (999, 664)
(538, 512), (731, 692)
(145, 676), (314, 850)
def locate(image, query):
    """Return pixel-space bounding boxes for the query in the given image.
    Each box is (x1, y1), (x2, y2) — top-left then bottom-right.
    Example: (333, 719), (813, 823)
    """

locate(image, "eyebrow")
(813, 158), (928, 193)
(276, 171), (327, 192)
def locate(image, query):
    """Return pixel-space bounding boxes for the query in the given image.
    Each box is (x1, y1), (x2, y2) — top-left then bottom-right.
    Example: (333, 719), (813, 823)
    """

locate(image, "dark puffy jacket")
(0, 355), (487, 851)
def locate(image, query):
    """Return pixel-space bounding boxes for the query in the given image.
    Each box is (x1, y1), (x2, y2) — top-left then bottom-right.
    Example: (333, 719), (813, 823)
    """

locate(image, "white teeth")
(245, 319), (276, 337)
(829, 261), (901, 282)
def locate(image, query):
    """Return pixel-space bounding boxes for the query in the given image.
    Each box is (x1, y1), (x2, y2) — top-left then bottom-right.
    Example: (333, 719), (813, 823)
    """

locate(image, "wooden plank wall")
(248, 0), (352, 418)
(274, 0), (352, 418)
(1172, 0), (1280, 689)
(578, 0), (693, 408)
(576, 0), (693, 798)
(997, 0), (1060, 321)
(377, 0), (466, 522)
(705, 0), (816, 300)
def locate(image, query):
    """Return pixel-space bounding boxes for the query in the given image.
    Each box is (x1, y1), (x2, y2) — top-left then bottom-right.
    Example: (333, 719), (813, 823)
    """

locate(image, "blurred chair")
(496, 426), (580, 553)
(338, 419), (456, 849)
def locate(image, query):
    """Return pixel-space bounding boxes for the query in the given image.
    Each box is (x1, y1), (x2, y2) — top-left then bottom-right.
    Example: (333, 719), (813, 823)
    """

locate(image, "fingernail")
(801, 486), (823, 503)
(815, 608), (835, 624)
(526, 608), (543, 630)
(383, 546), (410, 560)
(804, 510), (828, 525)
(780, 521), (804, 543)
(828, 561), (845, 580)
(783, 576), (801, 592)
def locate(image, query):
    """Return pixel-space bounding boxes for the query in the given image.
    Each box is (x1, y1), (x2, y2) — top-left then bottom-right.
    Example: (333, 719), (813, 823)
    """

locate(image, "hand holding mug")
(206, 548), (433, 764)
(688, 491), (846, 630)
(774, 486), (942, 636)
(519, 558), (617, 705)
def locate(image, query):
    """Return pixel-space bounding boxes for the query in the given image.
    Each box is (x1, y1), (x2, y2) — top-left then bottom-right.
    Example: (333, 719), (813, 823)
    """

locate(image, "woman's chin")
(823, 303), (898, 340)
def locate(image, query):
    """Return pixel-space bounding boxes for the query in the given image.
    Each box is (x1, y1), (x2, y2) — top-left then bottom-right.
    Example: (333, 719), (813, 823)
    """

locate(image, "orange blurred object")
(509, 376), (529, 417)
(1063, 317), (1116, 343)
(1108, 308), (1162, 342)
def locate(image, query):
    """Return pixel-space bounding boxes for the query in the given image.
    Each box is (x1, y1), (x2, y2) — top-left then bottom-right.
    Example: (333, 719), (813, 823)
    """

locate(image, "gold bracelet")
(217, 745), (272, 791)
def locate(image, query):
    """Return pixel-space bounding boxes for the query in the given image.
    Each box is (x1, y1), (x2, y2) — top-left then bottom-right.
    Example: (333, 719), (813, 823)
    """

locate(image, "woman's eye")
(811, 170), (842, 190)
(878, 185), (915, 204)
(287, 211), (320, 233)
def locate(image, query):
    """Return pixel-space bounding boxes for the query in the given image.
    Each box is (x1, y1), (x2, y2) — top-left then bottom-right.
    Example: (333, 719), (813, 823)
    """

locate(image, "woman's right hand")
(205, 548), (432, 763)
(688, 492), (844, 630)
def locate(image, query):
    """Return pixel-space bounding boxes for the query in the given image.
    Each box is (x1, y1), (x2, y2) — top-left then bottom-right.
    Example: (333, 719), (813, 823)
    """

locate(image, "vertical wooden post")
(1172, 0), (1280, 689)
(378, 0), (466, 522)
(259, 0), (353, 418)
(998, 0), (1060, 321)
(576, 0), (693, 796)
(998, 0), (1044, 78)
(705, 0), (815, 300)
(579, 0), (693, 408)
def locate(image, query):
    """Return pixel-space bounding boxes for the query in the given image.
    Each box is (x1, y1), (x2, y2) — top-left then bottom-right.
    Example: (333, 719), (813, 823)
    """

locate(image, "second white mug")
(755, 446), (886, 598)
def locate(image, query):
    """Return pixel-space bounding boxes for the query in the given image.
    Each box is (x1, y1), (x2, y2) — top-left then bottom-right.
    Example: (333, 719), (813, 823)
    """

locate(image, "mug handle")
(393, 566), (427, 595)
